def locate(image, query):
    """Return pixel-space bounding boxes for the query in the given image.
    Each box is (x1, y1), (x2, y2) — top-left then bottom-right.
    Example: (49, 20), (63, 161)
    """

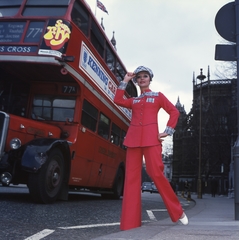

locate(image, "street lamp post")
(197, 69), (206, 199)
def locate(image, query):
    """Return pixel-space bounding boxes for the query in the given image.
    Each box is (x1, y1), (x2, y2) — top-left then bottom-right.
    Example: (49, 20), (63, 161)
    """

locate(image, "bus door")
(87, 112), (113, 189)
(99, 122), (123, 188)
(69, 99), (97, 187)
(69, 126), (95, 187)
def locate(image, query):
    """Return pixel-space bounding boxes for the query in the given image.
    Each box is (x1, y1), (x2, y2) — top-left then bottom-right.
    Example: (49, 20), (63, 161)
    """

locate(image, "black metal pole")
(197, 69), (206, 199)
(234, 0), (239, 220)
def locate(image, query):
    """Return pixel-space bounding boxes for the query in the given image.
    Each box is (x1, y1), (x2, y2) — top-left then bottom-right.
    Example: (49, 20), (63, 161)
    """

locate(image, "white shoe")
(179, 212), (188, 225)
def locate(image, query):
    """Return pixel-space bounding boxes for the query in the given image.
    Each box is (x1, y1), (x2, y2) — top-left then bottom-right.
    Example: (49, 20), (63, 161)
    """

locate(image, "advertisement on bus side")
(79, 42), (132, 121)
(38, 19), (71, 58)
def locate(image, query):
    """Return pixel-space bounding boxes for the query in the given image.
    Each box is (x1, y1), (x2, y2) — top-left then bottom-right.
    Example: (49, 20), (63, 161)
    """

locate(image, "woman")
(114, 66), (188, 230)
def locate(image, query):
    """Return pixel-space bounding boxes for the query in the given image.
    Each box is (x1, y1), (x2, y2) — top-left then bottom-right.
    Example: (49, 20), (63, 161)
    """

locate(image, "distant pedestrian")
(184, 181), (189, 195)
(175, 183), (179, 195)
(211, 177), (217, 197)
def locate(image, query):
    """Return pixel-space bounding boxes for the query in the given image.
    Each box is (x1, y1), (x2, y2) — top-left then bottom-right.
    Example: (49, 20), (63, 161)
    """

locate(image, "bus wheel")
(101, 168), (124, 199)
(112, 167), (124, 199)
(28, 149), (64, 204)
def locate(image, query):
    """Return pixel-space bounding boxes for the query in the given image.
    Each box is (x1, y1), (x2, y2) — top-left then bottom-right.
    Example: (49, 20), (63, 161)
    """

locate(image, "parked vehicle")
(141, 182), (152, 193)
(151, 182), (158, 193)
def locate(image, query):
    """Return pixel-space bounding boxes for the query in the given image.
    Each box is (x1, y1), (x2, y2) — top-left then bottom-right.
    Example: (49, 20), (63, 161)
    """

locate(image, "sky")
(84, 0), (232, 141)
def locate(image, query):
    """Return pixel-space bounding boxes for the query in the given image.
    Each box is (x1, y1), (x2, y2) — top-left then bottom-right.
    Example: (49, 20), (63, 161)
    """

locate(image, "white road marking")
(59, 222), (120, 229)
(146, 209), (167, 221)
(59, 220), (151, 230)
(23, 220), (152, 239)
(23, 210), (163, 239)
(24, 229), (55, 240)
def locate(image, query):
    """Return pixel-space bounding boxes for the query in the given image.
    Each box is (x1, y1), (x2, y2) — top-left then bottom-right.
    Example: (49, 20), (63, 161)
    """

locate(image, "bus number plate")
(24, 22), (45, 43)
(62, 86), (77, 94)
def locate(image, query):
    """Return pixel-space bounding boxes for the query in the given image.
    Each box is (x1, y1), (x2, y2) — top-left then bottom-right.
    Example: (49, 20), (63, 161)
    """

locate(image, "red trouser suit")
(121, 146), (183, 230)
(114, 84), (183, 230)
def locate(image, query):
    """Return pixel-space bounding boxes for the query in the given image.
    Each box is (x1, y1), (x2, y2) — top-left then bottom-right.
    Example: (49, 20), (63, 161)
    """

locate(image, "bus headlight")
(10, 138), (21, 150)
(1, 172), (12, 186)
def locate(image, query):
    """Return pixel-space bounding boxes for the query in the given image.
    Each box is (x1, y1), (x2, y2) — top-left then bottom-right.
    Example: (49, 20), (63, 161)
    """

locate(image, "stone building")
(173, 68), (237, 195)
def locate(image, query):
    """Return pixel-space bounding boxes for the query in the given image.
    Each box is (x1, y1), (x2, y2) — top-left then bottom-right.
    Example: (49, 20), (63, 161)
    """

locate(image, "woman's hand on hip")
(158, 132), (168, 142)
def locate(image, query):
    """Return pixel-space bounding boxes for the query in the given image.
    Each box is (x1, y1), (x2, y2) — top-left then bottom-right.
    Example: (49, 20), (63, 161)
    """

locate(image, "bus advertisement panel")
(80, 42), (132, 121)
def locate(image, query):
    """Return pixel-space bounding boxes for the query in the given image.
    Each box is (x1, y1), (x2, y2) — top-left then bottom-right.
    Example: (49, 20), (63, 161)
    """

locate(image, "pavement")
(93, 193), (239, 240)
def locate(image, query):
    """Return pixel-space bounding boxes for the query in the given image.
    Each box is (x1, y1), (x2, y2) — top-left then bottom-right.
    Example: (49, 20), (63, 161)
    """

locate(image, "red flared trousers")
(120, 145), (183, 230)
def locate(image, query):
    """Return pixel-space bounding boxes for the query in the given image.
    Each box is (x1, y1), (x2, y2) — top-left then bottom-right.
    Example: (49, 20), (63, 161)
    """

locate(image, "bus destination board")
(0, 22), (26, 43)
(24, 22), (45, 43)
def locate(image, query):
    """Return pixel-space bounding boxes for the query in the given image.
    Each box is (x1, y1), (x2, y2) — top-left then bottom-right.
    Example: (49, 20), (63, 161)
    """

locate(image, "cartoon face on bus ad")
(38, 19), (71, 58)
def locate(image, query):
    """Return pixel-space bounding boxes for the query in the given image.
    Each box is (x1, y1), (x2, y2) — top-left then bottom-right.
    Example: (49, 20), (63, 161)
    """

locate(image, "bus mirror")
(62, 55), (75, 62)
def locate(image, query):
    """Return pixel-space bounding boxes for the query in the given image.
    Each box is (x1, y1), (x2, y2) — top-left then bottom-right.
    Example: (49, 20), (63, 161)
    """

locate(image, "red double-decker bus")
(0, 0), (137, 203)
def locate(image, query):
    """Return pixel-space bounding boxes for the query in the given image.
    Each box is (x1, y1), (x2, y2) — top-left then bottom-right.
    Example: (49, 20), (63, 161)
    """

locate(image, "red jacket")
(114, 88), (179, 147)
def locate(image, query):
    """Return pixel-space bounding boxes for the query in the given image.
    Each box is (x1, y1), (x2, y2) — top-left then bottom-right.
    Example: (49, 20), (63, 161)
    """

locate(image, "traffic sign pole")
(215, 0), (239, 220)
(234, 0), (239, 220)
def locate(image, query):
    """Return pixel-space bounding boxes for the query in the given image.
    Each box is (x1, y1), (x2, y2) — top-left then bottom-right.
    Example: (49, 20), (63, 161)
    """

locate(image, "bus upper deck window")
(0, 0), (22, 17)
(106, 43), (115, 73)
(91, 20), (104, 58)
(71, 2), (89, 36)
(23, 0), (69, 17)
(116, 62), (126, 83)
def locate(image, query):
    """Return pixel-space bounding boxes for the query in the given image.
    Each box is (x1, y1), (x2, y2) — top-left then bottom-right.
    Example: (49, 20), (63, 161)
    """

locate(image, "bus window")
(98, 113), (110, 140)
(111, 123), (120, 146)
(0, 0), (22, 17)
(52, 98), (75, 122)
(71, 1), (89, 36)
(106, 43), (115, 73)
(81, 99), (98, 132)
(22, 0), (69, 17)
(120, 130), (126, 149)
(91, 20), (105, 58)
(115, 61), (125, 82)
(115, 61), (137, 97)
(32, 96), (51, 120)
(32, 96), (76, 121)
(0, 79), (29, 116)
